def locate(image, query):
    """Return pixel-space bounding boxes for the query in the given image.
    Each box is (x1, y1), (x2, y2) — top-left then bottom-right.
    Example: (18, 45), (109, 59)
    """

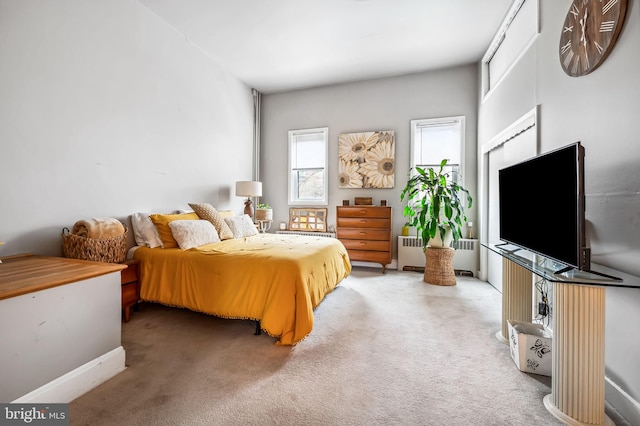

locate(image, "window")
(481, 0), (539, 98)
(410, 116), (465, 183)
(288, 127), (328, 205)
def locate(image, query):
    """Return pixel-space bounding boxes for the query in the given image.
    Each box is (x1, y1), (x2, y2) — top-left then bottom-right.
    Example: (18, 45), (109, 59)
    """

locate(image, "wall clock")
(559, 0), (628, 77)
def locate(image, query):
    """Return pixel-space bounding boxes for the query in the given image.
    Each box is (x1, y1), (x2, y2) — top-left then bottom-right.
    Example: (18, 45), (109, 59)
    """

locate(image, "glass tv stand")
(484, 243), (640, 426)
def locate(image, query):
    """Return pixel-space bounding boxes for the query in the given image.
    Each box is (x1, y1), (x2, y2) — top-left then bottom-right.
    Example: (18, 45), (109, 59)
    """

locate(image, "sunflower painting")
(338, 130), (395, 188)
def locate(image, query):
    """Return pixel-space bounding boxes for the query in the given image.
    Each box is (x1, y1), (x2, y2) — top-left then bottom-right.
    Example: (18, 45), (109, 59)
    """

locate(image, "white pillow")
(224, 214), (259, 238)
(168, 220), (220, 250)
(131, 212), (163, 248)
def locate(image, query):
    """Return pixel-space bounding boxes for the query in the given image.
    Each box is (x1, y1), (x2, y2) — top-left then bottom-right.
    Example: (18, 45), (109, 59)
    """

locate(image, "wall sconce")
(235, 181), (262, 220)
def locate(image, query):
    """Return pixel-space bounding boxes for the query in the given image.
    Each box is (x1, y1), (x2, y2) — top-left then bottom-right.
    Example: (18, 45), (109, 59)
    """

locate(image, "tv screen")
(499, 142), (588, 271)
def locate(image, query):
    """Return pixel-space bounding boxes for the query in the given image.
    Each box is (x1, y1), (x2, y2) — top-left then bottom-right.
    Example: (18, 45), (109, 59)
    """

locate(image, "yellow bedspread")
(133, 233), (351, 345)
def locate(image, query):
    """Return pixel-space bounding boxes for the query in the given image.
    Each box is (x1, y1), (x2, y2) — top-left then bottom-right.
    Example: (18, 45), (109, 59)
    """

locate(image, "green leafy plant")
(400, 159), (472, 250)
(256, 203), (270, 209)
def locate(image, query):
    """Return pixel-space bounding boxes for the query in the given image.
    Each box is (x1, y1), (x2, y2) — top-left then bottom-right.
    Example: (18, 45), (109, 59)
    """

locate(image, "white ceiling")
(139, 0), (515, 94)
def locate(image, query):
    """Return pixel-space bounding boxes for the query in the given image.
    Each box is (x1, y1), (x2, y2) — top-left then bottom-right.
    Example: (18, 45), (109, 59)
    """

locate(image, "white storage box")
(507, 320), (552, 376)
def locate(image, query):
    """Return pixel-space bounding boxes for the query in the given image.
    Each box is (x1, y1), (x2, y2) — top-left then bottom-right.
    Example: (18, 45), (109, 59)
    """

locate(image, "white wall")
(478, 0), (640, 421)
(261, 65), (479, 257)
(0, 0), (255, 257)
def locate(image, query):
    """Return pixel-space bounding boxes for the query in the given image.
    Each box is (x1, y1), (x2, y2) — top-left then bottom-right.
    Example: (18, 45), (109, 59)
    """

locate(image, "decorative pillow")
(224, 214), (259, 238)
(131, 212), (163, 248)
(149, 212), (199, 248)
(217, 210), (235, 219)
(168, 220), (220, 250)
(188, 203), (234, 240)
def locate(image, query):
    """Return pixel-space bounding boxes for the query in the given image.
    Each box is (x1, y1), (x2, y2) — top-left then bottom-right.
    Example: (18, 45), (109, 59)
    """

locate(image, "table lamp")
(235, 181), (262, 220)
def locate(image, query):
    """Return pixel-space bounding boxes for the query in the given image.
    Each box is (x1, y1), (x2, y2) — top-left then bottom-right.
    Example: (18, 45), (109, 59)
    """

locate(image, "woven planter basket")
(61, 226), (128, 263)
(423, 246), (456, 286)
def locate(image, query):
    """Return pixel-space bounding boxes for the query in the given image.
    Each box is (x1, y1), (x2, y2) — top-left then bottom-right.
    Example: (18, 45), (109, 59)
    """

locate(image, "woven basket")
(61, 226), (128, 263)
(423, 247), (456, 286)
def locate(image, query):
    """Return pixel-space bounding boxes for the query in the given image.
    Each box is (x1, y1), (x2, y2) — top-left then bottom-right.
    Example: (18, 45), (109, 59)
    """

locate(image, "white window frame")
(410, 116), (466, 185)
(288, 127), (329, 206)
(481, 0), (539, 101)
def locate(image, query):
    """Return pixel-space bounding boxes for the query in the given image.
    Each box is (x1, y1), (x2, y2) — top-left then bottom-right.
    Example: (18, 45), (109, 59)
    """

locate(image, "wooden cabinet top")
(0, 254), (125, 300)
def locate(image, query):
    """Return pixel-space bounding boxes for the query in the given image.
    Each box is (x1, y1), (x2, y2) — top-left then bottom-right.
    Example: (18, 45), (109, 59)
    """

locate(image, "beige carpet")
(70, 267), (629, 425)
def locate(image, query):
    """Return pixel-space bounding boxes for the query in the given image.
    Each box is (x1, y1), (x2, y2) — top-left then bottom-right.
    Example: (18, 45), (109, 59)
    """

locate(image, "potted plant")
(255, 203), (273, 222)
(401, 159), (472, 285)
(400, 159), (472, 250)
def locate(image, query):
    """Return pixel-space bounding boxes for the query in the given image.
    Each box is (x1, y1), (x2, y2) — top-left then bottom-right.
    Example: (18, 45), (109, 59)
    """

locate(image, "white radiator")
(398, 236), (479, 276)
(276, 230), (336, 238)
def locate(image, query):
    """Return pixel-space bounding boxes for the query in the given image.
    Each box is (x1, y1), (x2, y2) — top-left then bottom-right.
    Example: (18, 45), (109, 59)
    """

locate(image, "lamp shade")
(236, 181), (262, 197)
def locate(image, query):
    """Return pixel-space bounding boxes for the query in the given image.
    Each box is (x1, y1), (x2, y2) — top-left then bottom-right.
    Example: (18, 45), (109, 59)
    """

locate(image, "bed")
(131, 219), (351, 345)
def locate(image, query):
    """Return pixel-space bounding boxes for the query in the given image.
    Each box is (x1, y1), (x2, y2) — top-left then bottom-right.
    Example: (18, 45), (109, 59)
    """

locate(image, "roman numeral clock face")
(559, 0), (628, 76)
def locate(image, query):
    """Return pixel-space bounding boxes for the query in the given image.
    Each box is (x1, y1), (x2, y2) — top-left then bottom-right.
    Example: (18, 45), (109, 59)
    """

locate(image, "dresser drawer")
(341, 240), (390, 252)
(346, 250), (392, 264)
(121, 261), (139, 285)
(337, 228), (390, 241)
(337, 218), (390, 229)
(122, 282), (138, 306)
(337, 206), (391, 219)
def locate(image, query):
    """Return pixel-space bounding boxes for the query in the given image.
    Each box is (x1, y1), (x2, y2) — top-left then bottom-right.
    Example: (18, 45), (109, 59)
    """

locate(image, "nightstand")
(121, 259), (140, 322)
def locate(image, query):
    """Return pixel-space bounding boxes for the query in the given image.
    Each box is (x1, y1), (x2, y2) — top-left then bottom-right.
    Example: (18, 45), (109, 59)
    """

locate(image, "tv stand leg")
(496, 258), (532, 344)
(543, 282), (613, 426)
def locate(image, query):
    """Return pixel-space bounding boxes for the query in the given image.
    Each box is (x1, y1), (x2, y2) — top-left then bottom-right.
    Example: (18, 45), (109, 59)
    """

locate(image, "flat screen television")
(498, 142), (590, 271)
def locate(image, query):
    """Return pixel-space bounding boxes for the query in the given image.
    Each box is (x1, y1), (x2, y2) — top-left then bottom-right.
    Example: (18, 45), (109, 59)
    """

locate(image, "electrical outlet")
(538, 302), (548, 316)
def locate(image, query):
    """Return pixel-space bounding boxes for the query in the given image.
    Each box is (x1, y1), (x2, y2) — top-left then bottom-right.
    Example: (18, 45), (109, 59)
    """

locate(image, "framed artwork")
(338, 130), (395, 189)
(288, 208), (327, 232)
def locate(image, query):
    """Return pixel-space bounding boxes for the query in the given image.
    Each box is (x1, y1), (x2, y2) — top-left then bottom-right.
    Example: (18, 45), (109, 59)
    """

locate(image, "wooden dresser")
(336, 206), (392, 273)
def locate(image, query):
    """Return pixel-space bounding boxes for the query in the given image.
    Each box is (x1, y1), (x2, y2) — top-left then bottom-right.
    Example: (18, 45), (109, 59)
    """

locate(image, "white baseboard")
(606, 375), (640, 425)
(12, 346), (126, 403)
